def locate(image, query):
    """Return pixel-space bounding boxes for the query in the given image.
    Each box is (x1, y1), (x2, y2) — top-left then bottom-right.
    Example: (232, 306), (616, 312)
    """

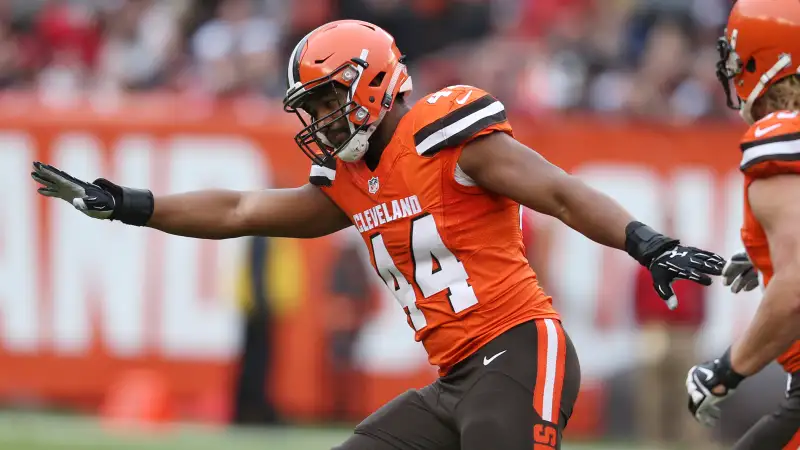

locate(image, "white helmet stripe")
(346, 49), (370, 135)
(348, 48), (370, 100)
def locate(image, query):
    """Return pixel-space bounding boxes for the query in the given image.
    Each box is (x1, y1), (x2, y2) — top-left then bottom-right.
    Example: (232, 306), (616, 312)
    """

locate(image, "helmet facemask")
(284, 60), (376, 166)
(716, 34), (743, 112)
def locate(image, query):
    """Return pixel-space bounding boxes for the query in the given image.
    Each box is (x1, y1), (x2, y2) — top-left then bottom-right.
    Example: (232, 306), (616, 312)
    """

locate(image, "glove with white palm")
(31, 161), (154, 226)
(686, 348), (745, 427)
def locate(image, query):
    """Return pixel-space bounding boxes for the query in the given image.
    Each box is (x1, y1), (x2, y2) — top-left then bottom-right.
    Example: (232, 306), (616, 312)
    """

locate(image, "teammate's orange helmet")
(718, 0), (800, 123)
(283, 20), (412, 165)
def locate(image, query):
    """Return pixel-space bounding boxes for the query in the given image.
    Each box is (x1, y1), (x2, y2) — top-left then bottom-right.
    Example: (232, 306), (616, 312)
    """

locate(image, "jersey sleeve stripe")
(740, 131), (800, 151)
(414, 94), (498, 146)
(740, 139), (800, 171)
(414, 95), (507, 156)
(308, 159), (336, 187)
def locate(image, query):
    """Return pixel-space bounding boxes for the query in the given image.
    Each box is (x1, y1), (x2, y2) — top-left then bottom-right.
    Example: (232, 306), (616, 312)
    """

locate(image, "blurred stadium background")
(0, 0), (788, 449)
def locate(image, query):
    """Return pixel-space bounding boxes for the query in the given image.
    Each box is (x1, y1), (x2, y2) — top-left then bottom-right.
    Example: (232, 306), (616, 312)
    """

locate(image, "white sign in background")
(0, 132), (759, 378)
(0, 132), (269, 359)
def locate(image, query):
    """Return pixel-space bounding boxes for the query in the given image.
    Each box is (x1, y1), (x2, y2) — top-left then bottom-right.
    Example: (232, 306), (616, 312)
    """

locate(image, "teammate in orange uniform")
(686, 1), (800, 448)
(32, 20), (725, 450)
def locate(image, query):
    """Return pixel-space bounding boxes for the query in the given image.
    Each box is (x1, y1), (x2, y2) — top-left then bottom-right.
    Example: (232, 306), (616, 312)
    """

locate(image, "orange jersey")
(740, 110), (800, 374)
(309, 85), (557, 375)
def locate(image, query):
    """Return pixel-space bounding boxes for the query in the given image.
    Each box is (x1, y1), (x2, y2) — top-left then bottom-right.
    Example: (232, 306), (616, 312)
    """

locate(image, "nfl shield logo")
(368, 176), (380, 194)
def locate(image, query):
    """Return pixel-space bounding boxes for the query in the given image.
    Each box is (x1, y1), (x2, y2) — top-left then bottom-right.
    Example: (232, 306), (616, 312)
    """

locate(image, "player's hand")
(722, 250), (759, 293)
(649, 245), (726, 309)
(686, 348), (746, 427)
(31, 162), (116, 219)
(625, 222), (725, 310)
(32, 161), (154, 226)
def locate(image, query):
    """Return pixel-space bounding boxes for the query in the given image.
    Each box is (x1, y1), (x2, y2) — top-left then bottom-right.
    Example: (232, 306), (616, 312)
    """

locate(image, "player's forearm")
(147, 190), (247, 239)
(148, 186), (352, 239)
(553, 176), (634, 250)
(730, 269), (800, 376)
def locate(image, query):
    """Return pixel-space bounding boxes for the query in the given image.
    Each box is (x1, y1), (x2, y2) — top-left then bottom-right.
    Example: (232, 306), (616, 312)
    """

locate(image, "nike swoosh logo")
(314, 53), (334, 64)
(754, 123), (782, 138)
(456, 90), (473, 105)
(483, 350), (506, 366)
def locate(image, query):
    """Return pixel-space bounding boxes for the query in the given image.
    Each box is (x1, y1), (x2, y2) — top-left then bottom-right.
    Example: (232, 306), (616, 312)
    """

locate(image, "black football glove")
(686, 348), (745, 427)
(31, 161), (154, 226)
(626, 221), (725, 309)
(722, 250), (759, 293)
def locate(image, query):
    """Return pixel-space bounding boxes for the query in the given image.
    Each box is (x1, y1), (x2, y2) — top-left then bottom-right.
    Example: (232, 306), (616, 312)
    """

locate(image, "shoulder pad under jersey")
(740, 110), (800, 177)
(308, 156), (337, 187)
(409, 85), (512, 157)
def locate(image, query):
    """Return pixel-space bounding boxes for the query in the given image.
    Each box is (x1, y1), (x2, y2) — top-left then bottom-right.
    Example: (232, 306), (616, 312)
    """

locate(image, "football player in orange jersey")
(686, 1), (800, 447)
(32, 20), (725, 450)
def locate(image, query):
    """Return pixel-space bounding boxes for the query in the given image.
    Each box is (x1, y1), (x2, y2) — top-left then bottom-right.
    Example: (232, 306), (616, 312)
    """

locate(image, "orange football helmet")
(717, 0), (800, 123)
(283, 20), (412, 165)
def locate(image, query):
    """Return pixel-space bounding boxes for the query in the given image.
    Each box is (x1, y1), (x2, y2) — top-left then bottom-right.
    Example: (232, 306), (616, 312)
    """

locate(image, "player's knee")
(467, 413), (508, 432)
(353, 389), (418, 432)
(461, 410), (516, 440)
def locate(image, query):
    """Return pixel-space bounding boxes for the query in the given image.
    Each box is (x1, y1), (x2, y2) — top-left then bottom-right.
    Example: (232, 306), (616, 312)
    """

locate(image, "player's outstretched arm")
(460, 133), (631, 249)
(458, 132), (725, 308)
(31, 162), (352, 239)
(731, 174), (800, 375)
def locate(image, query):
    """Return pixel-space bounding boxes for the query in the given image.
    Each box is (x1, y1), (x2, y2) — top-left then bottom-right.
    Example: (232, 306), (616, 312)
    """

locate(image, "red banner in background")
(0, 98), (748, 436)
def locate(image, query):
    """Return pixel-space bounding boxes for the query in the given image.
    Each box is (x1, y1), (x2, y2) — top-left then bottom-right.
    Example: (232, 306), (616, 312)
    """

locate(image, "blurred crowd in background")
(0, 0), (735, 122)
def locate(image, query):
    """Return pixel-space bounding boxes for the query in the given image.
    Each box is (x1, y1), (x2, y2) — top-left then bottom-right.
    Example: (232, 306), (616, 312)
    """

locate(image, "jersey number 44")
(370, 213), (478, 331)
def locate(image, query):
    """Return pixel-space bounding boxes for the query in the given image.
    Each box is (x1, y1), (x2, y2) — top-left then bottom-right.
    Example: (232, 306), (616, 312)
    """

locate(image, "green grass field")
(0, 411), (676, 450)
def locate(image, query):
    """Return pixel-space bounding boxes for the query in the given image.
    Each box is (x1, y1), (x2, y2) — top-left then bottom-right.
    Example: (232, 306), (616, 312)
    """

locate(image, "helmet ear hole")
(746, 57), (756, 73)
(370, 71), (386, 87)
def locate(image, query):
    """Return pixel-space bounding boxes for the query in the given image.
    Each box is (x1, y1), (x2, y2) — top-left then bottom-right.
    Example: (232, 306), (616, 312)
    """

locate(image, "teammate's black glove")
(722, 250), (759, 293)
(625, 221), (725, 309)
(31, 161), (154, 226)
(686, 348), (746, 427)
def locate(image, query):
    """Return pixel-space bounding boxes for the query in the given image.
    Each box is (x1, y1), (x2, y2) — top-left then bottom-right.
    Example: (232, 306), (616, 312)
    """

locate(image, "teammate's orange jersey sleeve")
(740, 110), (800, 374)
(740, 110), (800, 177)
